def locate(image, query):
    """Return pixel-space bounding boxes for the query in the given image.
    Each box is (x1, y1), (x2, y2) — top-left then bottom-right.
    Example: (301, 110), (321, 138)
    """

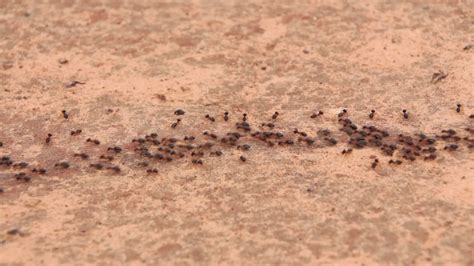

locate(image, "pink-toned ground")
(0, 0), (473, 265)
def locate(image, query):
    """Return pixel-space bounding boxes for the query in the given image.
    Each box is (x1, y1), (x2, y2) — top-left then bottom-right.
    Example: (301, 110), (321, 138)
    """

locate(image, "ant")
(146, 168), (158, 174)
(90, 163), (103, 170)
(45, 133), (52, 144)
(272, 112), (279, 120)
(99, 155), (114, 161)
(62, 110), (69, 119)
(70, 129), (82, 136)
(239, 156), (246, 162)
(341, 148), (353, 154)
(171, 119), (181, 128)
(456, 104), (461, 113)
(13, 162), (28, 169)
(32, 168), (47, 174)
(388, 159), (402, 165)
(242, 113), (247, 122)
(210, 150), (223, 156)
(371, 158), (379, 169)
(310, 111), (324, 118)
(108, 146), (122, 153)
(224, 111), (229, 121)
(237, 144), (251, 150)
(444, 144), (458, 151)
(107, 166), (121, 173)
(338, 109), (347, 117)
(205, 114), (216, 122)
(369, 110), (375, 119)
(54, 161), (70, 169)
(174, 109), (185, 115)
(192, 159), (203, 165)
(0, 141), (3, 147)
(402, 109), (409, 119)
(73, 153), (89, 160)
(86, 138), (100, 145)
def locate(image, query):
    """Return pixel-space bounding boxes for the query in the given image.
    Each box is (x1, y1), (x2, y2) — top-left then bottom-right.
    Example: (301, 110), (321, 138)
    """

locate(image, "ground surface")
(1, 0), (474, 265)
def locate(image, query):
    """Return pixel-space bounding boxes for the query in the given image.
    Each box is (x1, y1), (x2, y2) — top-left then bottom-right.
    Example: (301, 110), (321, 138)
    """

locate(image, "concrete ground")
(0, 0), (473, 265)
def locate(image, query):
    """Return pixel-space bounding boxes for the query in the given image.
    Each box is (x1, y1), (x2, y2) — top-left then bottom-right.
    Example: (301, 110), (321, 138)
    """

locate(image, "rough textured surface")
(1, 0), (473, 265)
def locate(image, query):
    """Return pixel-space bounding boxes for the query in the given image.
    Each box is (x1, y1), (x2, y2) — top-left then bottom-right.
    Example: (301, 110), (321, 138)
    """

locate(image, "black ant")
(388, 159), (402, 165)
(456, 104), (461, 113)
(13, 162), (28, 169)
(205, 114), (216, 122)
(371, 158), (379, 169)
(45, 133), (52, 144)
(70, 129), (82, 136)
(171, 119), (181, 128)
(146, 168), (158, 174)
(99, 155), (114, 161)
(402, 109), (409, 119)
(73, 153), (89, 160)
(369, 110), (375, 119)
(338, 109), (347, 117)
(311, 111), (324, 118)
(192, 159), (203, 165)
(108, 146), (122, 153)
(224, 111), (229, 121)
(54, 161), (70, 169)
(242, 113), (247, 122)
(86, 138), (100, 145)
(272, 112), (279, 119)
(107, 166), (121, 173)
(62, 110), (69, 119)
(239, 156), (246, 162)
(90, 163), (103, 170)
(341, 148), (353, 154)
(174, 109), (185, 115)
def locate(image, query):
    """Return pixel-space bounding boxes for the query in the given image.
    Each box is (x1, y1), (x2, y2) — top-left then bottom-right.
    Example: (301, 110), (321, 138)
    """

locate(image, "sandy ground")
(1, 0), (474, 265)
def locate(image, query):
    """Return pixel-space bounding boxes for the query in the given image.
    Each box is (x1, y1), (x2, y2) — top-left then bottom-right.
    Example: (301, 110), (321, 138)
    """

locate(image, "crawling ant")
(99, 155), (114, 161)
(237, 144), (251, 150)
(388, 159), (402, 165)
(171, 119), (181, 128)
(146, 168), (158, 174)
(341, 148), (352, 154)
(371, 158), (379, 169)
(369, 110), (375, 119)
(205, 114), (216, 122)
(62, 110), (69, 119)
(108, 146), (122, 153)
(174, 109), (185, 115)
(210, 150), (223, 156)
(86, 138), (100, 145)
(444, 144), (458, 151)
(470, 114), (474, 119)
(107, 166), (121, 173)
(242, 113), (247, 122)
(54, 161), (70, 169)
(0, 141), (3, 147)
(32, 168), (47, 175)
(272, 112), (279, 120)
(338, 109), (347, 117)
(73, 153), (89, 160)
(90, 163), (103, 170)
(192, 159), (203, 165)
(424, 154), (437, 161)
(456, 104), (462, 113)
(70, 129), (82, 136)
(224, 111), (229, 121)
(13, 162), (28, 169)
(239, 156), (246, 162)
(15, 172), (31, 182)
(310, 111), (324, 118)
(402, 109), (409, 119)
(45, 133), (52, 144)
